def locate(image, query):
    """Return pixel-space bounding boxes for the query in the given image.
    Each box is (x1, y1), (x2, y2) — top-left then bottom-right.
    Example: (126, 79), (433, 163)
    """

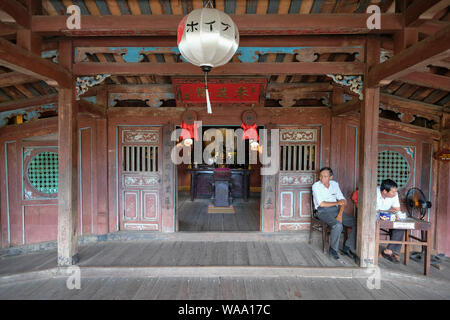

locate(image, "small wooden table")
(375, 217), (432, 275)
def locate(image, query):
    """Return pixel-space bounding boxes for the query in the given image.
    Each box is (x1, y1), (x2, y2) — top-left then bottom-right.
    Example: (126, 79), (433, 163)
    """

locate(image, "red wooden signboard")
(434, 149), (450, 161)
(172, 78), (267, 107)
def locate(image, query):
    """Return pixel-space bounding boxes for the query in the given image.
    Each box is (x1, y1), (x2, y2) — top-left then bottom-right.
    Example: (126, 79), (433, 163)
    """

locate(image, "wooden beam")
(380, 117), (441, 140)
(57, 39), (78, 266)
(0, 21), (19, 36)
(331, 99), (361, 116)
(406, 0), (450, 26)
(0, 71), (36, 88)
(0, 38), (72, 88)
(16, 29), (42, 54)
(380, 93), (444, 116)
(78, 99), (106, 117)
(0, 94), (58, 112)
(416, 19), (449, 35)
(70, 35), (367, 48)
(31, 14), (403, 36)
(357, 36), (380, 268)
(398, 72), (450, 92)
(0, 0), (30, 29)
(0, 116), (57, 140)
(73, 62), (364, 76)
(367, 24), (450, 87)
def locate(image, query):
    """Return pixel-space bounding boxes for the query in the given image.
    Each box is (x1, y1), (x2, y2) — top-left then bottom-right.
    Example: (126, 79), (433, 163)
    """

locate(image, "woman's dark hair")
(380, 179), (398, 192)
(319, 167), (334, 176)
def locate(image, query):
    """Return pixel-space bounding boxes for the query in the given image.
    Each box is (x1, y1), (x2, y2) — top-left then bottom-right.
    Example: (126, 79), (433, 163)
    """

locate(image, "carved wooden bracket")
(267, 88), (331, 107)
(109, 92), (174, 107)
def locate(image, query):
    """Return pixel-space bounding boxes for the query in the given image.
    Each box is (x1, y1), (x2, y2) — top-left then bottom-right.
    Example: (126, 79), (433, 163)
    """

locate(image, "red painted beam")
(405, 0), (448, 26)
(367, 24), (450, 87)
(0, 0), (30, 29)
(0, 71), (37, 87)
(0, 94), (58, 112)
(399, 72), (450, 92)
(31, 14), (403, 36)
(70, 35), (367, 48)
(73, 62), (365, 76)
(0, 38), (72, 88)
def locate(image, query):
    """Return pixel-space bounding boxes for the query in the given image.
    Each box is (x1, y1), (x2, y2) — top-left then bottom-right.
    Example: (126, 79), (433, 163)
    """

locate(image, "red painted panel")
(124, 191), (139, 220)
(142, 191), (158, 220)
(7, 142), (22, 246)
(280, 191), (293, 218)
(300, 191), (312, 217)
(24, 205), (57, 244)
(80, 127), (93, 235)
(173, 78), (267, 106)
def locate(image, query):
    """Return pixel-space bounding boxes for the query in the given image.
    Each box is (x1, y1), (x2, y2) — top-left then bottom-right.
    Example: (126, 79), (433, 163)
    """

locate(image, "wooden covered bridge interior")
(0, 0), (449, 270)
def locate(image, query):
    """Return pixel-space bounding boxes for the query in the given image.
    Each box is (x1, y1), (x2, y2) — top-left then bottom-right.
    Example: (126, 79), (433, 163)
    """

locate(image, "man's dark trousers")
(387, 229), (405, 253)
(316, 206), (356, 253)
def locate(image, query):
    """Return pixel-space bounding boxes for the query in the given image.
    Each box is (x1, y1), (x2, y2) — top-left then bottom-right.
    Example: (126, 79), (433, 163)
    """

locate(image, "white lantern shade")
(177, 8), (239, 69)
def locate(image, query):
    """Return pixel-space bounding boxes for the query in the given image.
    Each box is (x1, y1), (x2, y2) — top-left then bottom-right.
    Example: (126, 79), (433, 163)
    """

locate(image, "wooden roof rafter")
(0, 37), (72, 88)
(0, 0), (31, 29)
(367, 24), (450, 87)
(31, 13), (404, 36)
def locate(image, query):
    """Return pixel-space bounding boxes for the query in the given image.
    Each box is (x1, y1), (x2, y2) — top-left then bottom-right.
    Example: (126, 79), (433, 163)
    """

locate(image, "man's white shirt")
(312, 180), (345, 209)
(376, 186), (400, 211)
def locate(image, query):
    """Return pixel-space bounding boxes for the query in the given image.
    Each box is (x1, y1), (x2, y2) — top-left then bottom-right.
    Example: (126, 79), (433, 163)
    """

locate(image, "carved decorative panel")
(123, 174), (160, 187)
(123, 223), (158, 231)
(279, 173), (316, 186)
(279, 223), (309, 231)
(280, 129), (317, 142)
(122, 130), (159, 143)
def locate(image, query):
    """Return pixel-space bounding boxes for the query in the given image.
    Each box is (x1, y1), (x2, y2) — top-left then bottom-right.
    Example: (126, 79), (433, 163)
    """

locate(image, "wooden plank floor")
(0, 274), (448, 300)
(0, 240), (357, 276)
(178, 191), (260, 231)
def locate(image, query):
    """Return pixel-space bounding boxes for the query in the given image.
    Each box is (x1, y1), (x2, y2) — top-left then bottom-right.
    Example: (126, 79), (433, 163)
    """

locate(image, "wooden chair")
(308, 192), (348, 253)
(308, 193), (329, 253)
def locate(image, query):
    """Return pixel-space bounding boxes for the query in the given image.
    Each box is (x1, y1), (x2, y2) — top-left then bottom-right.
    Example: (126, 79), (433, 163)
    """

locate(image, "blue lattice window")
(27, 151), (58, 194)
(377, 150), (411, 188)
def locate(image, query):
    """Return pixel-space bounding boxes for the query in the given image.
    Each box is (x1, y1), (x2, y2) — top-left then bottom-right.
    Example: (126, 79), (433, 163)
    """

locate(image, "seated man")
(377, 179), (404, 263)
(312, 167), (356, 260)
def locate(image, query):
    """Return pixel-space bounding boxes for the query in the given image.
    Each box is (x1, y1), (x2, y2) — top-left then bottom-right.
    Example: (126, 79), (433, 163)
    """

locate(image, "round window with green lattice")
(377, 150), (411, 188)
(27, 151), (58, 194)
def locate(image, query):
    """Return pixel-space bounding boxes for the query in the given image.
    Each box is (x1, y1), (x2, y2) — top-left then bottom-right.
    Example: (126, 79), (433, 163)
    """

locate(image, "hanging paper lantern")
(177, 7), (239, 114)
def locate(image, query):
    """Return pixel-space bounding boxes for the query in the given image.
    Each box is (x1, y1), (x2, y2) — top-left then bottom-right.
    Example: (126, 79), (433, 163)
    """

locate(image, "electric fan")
(405, 188), (431, 220)
(405, 188), (442, 267)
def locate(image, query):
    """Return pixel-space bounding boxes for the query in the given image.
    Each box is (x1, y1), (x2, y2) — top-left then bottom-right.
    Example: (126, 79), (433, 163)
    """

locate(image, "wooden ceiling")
(0, 0), (449, 122)
(40, 0), (396, 16)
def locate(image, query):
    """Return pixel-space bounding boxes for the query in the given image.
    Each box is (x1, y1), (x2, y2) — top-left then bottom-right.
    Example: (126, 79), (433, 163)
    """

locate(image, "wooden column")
(357, 36), (380, 267)
(161, 122), (176, 232)
(435, 114), (450, 256)
(95, 88), (108, 235)
(57, 40), (79, 266)
(261, 124), (277, 232)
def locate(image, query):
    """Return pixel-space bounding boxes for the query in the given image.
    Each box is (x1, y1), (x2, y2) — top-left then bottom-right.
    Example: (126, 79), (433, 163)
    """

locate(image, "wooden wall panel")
(7, 142), (21, 246)
(24, 205), (57, 244)
(78, 126), (94, 235)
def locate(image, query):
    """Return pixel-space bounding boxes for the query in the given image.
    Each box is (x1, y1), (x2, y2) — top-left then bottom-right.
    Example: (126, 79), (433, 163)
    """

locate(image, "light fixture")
(177, 3), (239, 114)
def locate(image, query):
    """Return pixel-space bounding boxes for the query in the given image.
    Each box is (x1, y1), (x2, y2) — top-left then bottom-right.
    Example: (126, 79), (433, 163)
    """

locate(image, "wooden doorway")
(176, 125), (262, 231)
(118, 126), (162, 231)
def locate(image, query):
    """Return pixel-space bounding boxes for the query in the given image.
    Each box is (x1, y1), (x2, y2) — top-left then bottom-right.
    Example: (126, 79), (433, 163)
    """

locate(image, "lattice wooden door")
(276, 127), (319, 231)
(118, 126), (162, 231)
